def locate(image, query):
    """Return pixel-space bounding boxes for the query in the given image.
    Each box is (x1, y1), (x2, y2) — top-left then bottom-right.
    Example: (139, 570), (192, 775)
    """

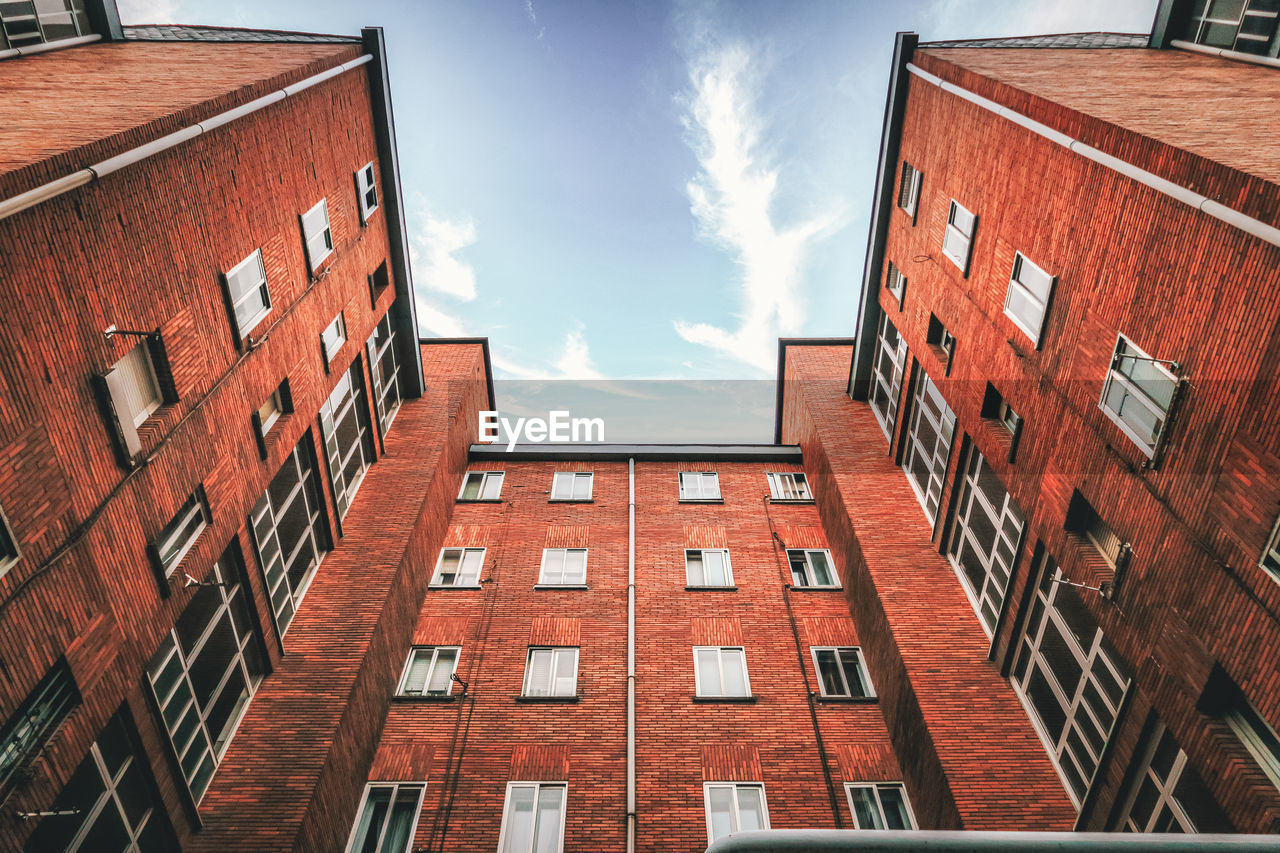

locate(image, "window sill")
(549, 499), (594, 504)
(768, 498), (814, 505)
(457, 498), (504, 503)
(428, 584), (483, 591)
(685, 585), (737, 592)
(815, 695), (878, 704)
(515, 695), (579, 703)
(692, 695), (757, 703)
(788, 585), (843, 592)
(533, 584), (589, 590)
(679, 498), (724, 504)
(391, 694), (457, 703)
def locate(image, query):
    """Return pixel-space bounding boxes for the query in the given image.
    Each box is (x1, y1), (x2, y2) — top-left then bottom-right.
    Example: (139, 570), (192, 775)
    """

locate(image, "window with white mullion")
(941, 199), (976, 274)
(812, 647), (873, 698)
(869, 313), (907, 442)
(1188, 0), (1279, 54)
(431, 547), (485, 587)
(1118, 721), (1233, 833)
(787, 549), (839, 588)
(355, 162), (380, 222)
(902, 369), (956, 525)
(1004, 253), (1054, 346)
(766, 472), (811, 501)
(679, 471), (721, 500)
(498, 782), (567, 853)
(344, 782), (425, 853)
(320, 363), (374, 519)
(1099, 335), (1180, 459)
(301, 198), (334, 271)
(397, 647), (459, 697)
(459, 471), (505, 501)
(539, 548), (587, 585)
(945, 448), (1025, 636)
(897, 162), (921, 218)
(845, 783), (916, 829)
(368, 313), (402, 432)
(1260, 514), (1280, 582)
(704, 783), (769, 843)
(686, 549), (733, 587)
(152, 492), (208, 578)
(224, 249), (270, 337)
(693, 647), (750, 697)
(551, 472), (593, 500)
(522, 647), (578, 697)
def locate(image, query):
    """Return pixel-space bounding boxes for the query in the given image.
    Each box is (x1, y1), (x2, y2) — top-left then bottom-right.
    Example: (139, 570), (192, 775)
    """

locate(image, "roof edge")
(419, 336), (496, 412)
(470, 443), (804, 463)
(773, 337), (857, 445)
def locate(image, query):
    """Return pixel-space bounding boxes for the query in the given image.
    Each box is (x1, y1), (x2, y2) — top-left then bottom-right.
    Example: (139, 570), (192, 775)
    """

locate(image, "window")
(941, 199), (976, 274)
(146, 558), (266, 802)
(356, 162), (380, 221)
(846, 783), (915, 829)
(885, 261), (906, 308)
(344, 783), (425, 853)
(1004, 253), (1054, 346)
(21, 709), (178, 853)
(0, 503), (19, 578)
(812, 647), (873, 698)
(897, 161), (921, 218)
(981, 383), (1022, 438)
(322, 312), (347, 364)
(1118, 721), (1232, 833)
(704, 783), (769, 843)
(1184, 0), (1279, 55)
(766, 472), (811, 501)
(686, 549), (733, 587)
(522, 647), (578, 697)
(498, 782), (566, 853)
(367, 312), (403, 432)
(459, 471), (505, 501)
(1011, 553), (1130, 805)
(693, 647), (750, 698)
(431, 547), (485, 587)
(1225, 697), (1280, 793)
(0, 0), (89, 50)
(150, 490), (209, 579)
(679, 471), (721, 500)
(926, 313), (956, 375)
(0, 660), (77, 795)
(539, 548), (587, 585)
(788, 549), (839, 588)
(224, 249), (271, 338)
(98, 336), (171, 461)
(397, 647), (459, 697)
(1099, 335), (1181, 459)
(256, 386), (285, 437)
(551, 471), (593, 501)
(945, 448), (1026, 636)
(319, 360), (375, 519)
(869, 313), (908, 442)
(301, 198), (334, 271)
(1262, 513), (1280, 583)
(250, 434), (329, 635)
(368, 260), (391, 308)
(902, 369), (956, 525)
(1066, 491), (1126, 570)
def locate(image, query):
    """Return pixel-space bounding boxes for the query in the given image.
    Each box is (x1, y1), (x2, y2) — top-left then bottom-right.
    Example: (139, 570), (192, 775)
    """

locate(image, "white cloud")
(416, 302), (467, 338)
(409, 211), (479, 302)
(491, 327), (604, 380)
(525, 0), (546, 40)
(921, 0), (1155, 40)
(115, 0), (181, 24)
(674, 41), (843, 374)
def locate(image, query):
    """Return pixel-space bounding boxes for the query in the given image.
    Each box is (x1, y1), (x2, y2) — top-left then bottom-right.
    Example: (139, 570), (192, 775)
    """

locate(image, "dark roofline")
(470, 443), (803, 462)
(419, 337), (496, 412)
(122, 23), (361, 43)
(772, 338), (857, 445)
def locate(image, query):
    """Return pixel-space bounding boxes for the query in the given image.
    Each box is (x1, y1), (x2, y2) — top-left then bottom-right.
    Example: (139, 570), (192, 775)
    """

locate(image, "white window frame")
(430, 547), (485, 588)
(322, 312), (347, 364)
(153, 491), (208, 578)
(497, 782), (567, 853)
(343, 782), (426, 853)
(396, 646), (459, 697)
(1004, 252), (1054, 346)
(319, 362), (373, 520)
(0, 504), (19, 579)
(224, 249), (271, 338)
(1099, 334), (1180, 460)
(693, 646), (750, 698)
(551, 471), (593, 501)
(885, 261), (906, 304)
(679, 471), (721, 500)
(845, 782), (916, 829)
(685, 549), (734, 587)
(1118, 722), (1225, 833)
(869, 312), (908, 443)
(941, 199), (976, 274)
(104, 338), (163, 460)
(897, 161), (921, 218)
(301, 198), (334, 271)
(787, 549), (840, 589)
(766, 472), (811, 501)
(458, 471), (505, 501)
(1261, 513), (1280, 584)
(811, 647), (874, 698)
(356, 161), (379, 221)
(703, 782), (770, 843)
(902, 368), (956, 525)
(1225, 698), (1280, 793)
(522, 647), (578, 697)
(1189, 0), (1279, 53)
(367, 312), (402, 432)
(257, 385), (284, 437)
(538, 548), (588, 585)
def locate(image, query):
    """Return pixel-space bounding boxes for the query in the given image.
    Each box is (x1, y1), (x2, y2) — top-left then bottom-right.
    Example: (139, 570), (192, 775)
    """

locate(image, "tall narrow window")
(686, 549), (733, 587)
(522, 647), (578, 697)
(319, 360), (375, 519)
(885, 261), (906, 308)
(1117, 721), (1232, 833)
(0, 661), (77, 796)
(945, 448), (1025, 636)
(1262, 513), (1280, 584)
(344, 783), (425, 853)
(1224, 697), (1280, 794)
(431, 547), (485, 587)
(846, 783), (915, 829)
(301, 198), (334, 272)
(1099, 335), (1181, 459)
(869, 313), (908, 442)
(766, 472), (811, 501)
(146, 558), (266, 802)
(812, 647), (873, 698)
(1004, 253), (1054, 346)
(322, 312), (347, 365)
(356, 162), (380, 221)
(902, 369), (956, 525)
(459, 471), (505, 501)
(250, 434), (329, 635)
(224, 249), (271, 338)
(367, 312), (403, 432)
(704, 783), (769, 843)
(397, 647), (459, 697)
(941, 199), (976, 274)
(539, 548), (587, 585)
(551, 472), (593, 501)
(0, 504), (18, 579)
(788, 549), (839, 589)
(98, 336), (168, 461)
(150, 489), (209, 580)
(1066, 491), (1125, 569)
(1011, 552), (1130, 805)
(679, 471), (721, 500)
(926, 313), (956, 375)
(693, 647), (750, 698)
(498, 782), (566, 853)
(897, 161), (921, 218)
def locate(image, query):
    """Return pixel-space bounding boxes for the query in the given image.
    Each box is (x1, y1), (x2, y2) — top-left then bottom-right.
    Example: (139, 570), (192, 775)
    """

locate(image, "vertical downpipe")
(626, 458), (637, 853)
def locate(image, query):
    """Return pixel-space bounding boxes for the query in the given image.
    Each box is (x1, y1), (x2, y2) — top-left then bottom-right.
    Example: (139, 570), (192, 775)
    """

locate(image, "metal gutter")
(0, 53), (373, 223)
(772, 338), (858, 445)
(418, 337), (496, 412)
(361, 27), (425, 397)
(0, 33), (100, 61)
(847, 32), (918, 404)
(704, 830), (1280, 852)
(1169, 38), (1280, 69)
(470, 444), (803, 462)
(904, 62), (1280, 248)
(626, 457), (637, 853)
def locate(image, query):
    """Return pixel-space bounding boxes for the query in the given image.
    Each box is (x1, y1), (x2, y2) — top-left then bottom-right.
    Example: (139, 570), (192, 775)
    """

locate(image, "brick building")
(2, 0), (1279, 851)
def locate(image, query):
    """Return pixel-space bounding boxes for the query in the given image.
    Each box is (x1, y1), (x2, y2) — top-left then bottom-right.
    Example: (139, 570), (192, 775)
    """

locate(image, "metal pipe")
(904, 62), (1280, 249)
(0, 33), (100, 61)
(626, 457), (637, 853)
(704, 829), (1280, 852)
(1169, 38), (1280, 70)
(0, 54), (374, 222)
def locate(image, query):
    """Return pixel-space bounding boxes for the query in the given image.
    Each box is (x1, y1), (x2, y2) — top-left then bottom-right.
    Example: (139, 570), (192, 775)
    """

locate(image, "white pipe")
(0, 33), (99, 61)
(904, 62), (1280, 249)
(0, 54), (374, 222)
(1170, 38), (1280, 70)
(626, 456), (637, 853)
